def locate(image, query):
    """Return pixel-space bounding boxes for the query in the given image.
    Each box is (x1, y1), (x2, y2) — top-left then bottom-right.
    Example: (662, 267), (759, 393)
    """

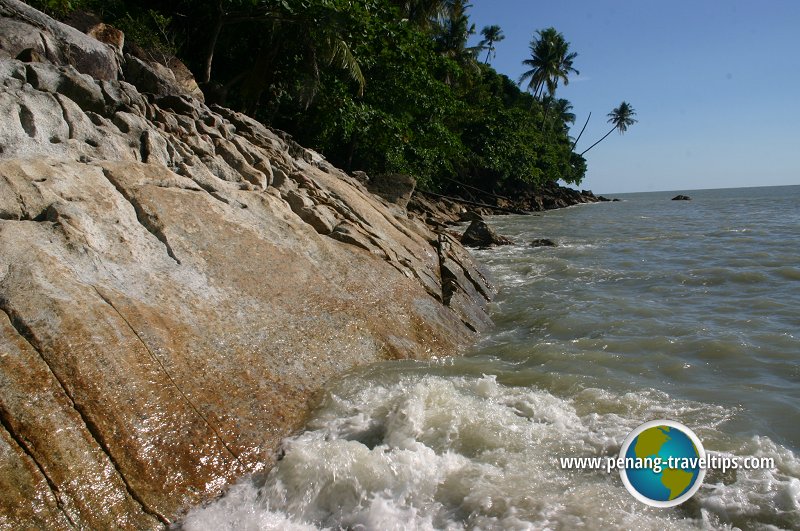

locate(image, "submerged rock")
(461, 220), (513, 247)
(530, 238), (557, 247)
(672, 194), (692, 201)
(0, 1), (495, 527)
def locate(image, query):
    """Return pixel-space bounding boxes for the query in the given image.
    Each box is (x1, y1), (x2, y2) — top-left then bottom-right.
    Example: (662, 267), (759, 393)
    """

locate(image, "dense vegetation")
(25, 0), (632, 194)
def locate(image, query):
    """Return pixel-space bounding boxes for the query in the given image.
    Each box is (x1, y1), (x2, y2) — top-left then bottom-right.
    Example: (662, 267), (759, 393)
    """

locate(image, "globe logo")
(619, 420), (706, 507)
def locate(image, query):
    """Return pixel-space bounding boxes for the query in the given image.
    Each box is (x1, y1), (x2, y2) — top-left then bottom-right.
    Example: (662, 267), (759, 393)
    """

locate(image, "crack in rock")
(0, 305), (169, 526)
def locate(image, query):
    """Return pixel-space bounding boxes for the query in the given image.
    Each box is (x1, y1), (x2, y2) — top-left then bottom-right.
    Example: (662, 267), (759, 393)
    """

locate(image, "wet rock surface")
(460, 220), (514, 248)
(530, 238), (557, 247)
(0, 1), (494, 528)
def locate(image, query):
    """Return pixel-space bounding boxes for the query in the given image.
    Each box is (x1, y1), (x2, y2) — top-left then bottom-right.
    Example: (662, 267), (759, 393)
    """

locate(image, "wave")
(182, 372), (799, 530)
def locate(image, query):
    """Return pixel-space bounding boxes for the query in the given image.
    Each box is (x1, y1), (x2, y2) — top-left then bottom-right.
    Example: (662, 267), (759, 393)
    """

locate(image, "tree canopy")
(25, 0), (637, 192)
(518, 27), (579, 100)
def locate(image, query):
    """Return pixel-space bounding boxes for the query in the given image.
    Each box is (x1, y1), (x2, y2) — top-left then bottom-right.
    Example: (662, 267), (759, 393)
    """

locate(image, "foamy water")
(183, 186), (800, 529)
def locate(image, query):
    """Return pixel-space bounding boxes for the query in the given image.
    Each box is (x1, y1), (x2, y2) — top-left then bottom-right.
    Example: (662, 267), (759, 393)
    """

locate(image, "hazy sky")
(466, 0), (800, 193)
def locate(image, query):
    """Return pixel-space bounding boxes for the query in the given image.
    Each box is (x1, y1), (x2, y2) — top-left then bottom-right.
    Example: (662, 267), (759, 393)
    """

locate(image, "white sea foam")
(184, 187), (800, 530)
(182, 374), (799, 530)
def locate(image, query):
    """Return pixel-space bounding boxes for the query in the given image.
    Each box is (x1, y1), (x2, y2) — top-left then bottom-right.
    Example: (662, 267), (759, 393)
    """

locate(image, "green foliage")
(24, 0), (87, 18)
(116, 9), (177, 58)
(27, 0), (590, 190)
(519, 27), (579, 99)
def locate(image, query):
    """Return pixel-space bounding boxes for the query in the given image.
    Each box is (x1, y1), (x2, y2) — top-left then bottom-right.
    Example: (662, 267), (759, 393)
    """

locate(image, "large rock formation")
(0, 1), (494, 528)
(461, 220), (514, 248)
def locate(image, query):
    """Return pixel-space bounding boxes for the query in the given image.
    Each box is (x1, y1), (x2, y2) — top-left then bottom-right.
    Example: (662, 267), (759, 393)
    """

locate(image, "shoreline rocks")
(461, 220), (514, 248)
(0, 2), (496, 527)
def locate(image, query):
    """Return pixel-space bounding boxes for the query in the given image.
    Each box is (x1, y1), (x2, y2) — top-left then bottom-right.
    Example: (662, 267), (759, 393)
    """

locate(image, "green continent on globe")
(662, 468), (694, 500)
(634, 426), (671, 458)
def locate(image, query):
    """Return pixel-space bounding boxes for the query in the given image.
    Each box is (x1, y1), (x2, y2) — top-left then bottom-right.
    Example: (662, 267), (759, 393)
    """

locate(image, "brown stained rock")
(0, 423), (74, 530)
(458, 210), (484, 222)
(0, 155), (487, 526)
(437, 232), (496, 331)
(87, 23), (124, 52)
(0, 6), (496, 526)
(0, 311), (161, 529)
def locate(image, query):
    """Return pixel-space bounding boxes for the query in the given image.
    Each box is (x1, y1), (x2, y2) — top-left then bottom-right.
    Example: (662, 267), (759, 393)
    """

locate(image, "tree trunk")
(200, 1), (225, 84)
(579, 125), (616, 156)
(345, 133), (358, 172)
(571, 111), (591, 150)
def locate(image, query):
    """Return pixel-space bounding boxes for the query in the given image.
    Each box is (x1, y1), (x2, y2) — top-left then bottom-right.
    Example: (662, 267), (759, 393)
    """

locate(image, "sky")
(466, 0), (800, 193)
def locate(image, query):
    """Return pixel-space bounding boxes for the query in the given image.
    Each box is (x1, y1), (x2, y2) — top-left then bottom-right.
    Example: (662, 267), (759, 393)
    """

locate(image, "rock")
(407, 193), (462, 227)
(119, 44), (204, 103)
(0, 4), (496, 527)
(458, 210), (484, 222)
(0, 0), (120, 81)
(15, 47), (44, 63)
(530, 238), (557, 247)
(87, 23), (124, 53)
(367, 173), (416, 209)
(672, 194), (691, 201)
(437, 232), (496, 330)
(166, 56), (204, 102)
(351, 170), (369, 185)
(123, 54), (179, 98)
(461, 220), (513, 247)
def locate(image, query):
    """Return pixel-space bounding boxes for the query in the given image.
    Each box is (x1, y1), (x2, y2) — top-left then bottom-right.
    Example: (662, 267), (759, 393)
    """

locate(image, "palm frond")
(327, 38), (365, 96)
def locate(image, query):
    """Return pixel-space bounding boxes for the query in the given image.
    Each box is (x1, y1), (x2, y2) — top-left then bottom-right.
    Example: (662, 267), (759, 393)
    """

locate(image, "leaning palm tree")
(579, 101), (637, 155)
(479, 24), (505, 64)
(518, 27), (578, 99)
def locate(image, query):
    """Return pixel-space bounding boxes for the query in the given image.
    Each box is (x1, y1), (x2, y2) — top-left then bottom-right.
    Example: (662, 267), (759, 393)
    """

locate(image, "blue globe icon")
(619, 420), (706, 507)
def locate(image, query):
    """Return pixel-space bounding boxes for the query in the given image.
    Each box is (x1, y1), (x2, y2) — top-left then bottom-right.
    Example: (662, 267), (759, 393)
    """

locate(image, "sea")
(182, 185), (800, 530)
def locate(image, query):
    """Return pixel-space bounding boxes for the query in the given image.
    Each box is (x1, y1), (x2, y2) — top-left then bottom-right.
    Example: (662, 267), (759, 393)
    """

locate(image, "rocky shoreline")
(0, 1), (603, 527)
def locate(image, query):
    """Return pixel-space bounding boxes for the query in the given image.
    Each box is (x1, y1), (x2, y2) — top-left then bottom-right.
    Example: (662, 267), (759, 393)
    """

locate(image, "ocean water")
(183, 186), (800, 530)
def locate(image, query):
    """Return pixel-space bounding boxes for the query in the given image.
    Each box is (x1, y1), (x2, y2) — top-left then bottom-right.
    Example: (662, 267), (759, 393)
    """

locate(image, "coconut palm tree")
(435, 0), (476, 59)
(518, 27), (578, 99)
(540, 96), (575, 133)
(434, 0), (482, 85)
(479, 24), (505, 64)
(553, 98), (575, 125)
(579, 101), (637, 156)
(392, 0), (451, 28)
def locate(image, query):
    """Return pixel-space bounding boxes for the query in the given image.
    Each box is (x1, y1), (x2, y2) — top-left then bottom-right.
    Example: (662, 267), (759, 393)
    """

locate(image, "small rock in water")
(672, 195), (692, 201)
(530, 238), (557, 248)
(461, 220), (513, 247)
(458, 210), (484, 222)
